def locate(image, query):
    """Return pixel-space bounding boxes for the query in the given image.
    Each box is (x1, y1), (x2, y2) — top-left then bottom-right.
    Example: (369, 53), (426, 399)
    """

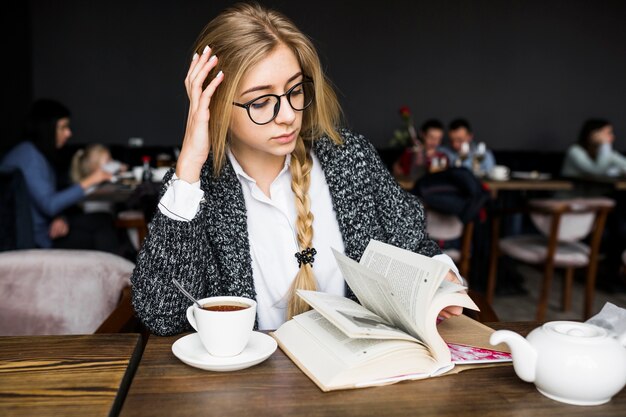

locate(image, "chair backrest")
(426, 209), (464, 241)
(529, 197), (615, 242)
(0, 167), (35, 251)
(0, 249), (134, 335)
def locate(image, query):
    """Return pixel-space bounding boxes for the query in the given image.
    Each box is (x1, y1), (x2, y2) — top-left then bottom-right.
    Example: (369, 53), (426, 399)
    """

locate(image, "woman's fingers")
(186, 46), (205, 78)
(186, 46), (218, 103)
(198, 69), (224, 112)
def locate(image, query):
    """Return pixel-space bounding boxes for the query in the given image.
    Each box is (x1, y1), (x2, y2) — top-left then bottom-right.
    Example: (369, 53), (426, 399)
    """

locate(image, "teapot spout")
(490, 330), (537, 383)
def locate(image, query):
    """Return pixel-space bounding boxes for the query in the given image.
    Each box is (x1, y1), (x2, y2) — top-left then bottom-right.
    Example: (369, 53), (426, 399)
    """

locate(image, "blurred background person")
(561, 119), (626, 292)
(0, 98), (114, 250)
(419, 118), (449, 173)
(70, 143), (126, 214)
(443, 118), (496, 175)
(561, 119), (626, 178)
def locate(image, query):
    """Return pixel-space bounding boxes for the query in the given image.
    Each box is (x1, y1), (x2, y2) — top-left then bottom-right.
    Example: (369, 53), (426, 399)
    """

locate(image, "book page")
(297, 290), (422, 343)
(359, 240), (452, 327)
(292, 311), (425, 366)
(421, 292), (479, 362)
(273, 310), (438, 391)
(332, 249), (423, 339)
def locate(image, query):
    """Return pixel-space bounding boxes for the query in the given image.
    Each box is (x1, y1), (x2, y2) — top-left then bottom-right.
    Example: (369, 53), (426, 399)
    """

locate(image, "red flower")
(399, 106), (411, 118)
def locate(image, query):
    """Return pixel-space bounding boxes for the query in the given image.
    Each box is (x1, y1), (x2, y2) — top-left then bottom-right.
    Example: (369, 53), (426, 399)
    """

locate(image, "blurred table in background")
(483, 178), (574, 198)
(395, 174), (575, 199)
(87, 182), (137, 203)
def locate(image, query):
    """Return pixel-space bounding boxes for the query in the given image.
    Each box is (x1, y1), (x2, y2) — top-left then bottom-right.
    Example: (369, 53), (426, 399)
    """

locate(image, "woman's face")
(55, 117), (72, 148)
(591, 125), (615, 145)
(94, 150), (112, 171)
(229, 44), (304, 163)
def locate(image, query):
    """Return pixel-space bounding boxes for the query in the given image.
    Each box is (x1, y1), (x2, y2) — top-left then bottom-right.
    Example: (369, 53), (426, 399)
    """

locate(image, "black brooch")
(295, 247), (317, 268)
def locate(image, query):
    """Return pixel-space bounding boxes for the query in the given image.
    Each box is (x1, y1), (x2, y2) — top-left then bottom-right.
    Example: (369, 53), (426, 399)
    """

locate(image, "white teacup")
(489, 165), (510, 180)
(186, 296), (257, 357)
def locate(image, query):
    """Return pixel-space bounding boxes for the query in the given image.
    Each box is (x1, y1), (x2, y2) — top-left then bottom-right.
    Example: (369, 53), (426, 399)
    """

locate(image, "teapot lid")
(543, 321), (608, 343)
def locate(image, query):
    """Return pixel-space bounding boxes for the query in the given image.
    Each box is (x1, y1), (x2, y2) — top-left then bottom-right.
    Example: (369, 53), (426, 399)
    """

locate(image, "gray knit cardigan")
(131, 129), (441, 336)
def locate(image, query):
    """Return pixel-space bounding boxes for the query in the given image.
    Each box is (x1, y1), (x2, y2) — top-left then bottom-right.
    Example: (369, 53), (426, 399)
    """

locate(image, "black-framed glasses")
(232, 79), (314, 125)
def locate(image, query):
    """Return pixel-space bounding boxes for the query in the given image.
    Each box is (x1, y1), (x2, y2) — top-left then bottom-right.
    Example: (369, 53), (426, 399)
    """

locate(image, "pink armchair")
(0, 249), (134, 335)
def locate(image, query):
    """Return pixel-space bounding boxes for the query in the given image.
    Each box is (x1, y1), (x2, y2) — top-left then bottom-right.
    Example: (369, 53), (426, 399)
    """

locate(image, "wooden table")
(395, 175), (575, 199)
(86, 182), (138, 203)
(119, 323), (625, 416)
(0, 334), (142, 417)
(483, 179), (574, 198)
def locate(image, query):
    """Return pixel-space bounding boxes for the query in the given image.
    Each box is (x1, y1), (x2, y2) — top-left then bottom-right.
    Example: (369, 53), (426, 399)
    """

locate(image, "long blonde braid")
(286, 136), (316, 320)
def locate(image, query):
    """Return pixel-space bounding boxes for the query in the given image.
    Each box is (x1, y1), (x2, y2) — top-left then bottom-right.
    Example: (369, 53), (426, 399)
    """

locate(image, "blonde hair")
(71, 144), (110, 183)
(193, 2), (343, 319)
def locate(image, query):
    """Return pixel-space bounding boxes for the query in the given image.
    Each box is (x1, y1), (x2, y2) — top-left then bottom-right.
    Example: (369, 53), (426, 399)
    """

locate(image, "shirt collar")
(226, 147), (292, 184)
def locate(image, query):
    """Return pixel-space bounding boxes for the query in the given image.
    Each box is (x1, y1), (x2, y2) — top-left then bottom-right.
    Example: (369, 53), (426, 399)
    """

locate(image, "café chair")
(0, 249), (136, 335)
(116, 209), (149, 250)
(0, 167), (35, 251)
(426, 209), (474, 279)
(486, 197), (614, 321)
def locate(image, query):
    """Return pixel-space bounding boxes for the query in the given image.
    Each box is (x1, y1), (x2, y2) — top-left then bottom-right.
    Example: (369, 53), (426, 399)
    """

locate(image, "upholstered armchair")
(0, 249), (135, 335)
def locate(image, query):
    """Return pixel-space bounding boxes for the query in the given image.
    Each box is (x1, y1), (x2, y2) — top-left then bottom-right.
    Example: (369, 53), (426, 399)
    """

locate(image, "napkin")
(586, 302), (626, 344)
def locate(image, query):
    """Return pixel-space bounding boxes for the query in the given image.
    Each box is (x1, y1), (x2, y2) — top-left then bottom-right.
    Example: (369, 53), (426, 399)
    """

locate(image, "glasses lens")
(248, 95), (280, 125)
(288, 81), (314, 111)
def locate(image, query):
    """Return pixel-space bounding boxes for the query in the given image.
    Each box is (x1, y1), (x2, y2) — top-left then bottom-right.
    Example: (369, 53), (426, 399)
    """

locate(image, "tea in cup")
(489, 165), (510, 181)
(186, 296), (256, 357)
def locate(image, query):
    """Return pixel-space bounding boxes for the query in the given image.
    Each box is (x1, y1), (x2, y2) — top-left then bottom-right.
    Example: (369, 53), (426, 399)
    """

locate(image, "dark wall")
(26, 0), (626, 151)
(3, 2), (33, 154)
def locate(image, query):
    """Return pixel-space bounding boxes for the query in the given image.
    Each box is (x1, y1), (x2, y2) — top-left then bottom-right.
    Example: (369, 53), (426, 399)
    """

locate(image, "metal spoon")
(171, 278), (202, 309)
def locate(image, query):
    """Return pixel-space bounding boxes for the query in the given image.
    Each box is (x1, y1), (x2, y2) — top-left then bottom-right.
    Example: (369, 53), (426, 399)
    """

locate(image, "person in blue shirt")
(1, 99), (112, 249)
(442, 118), (496, 175)
(561, 119), (626, 178)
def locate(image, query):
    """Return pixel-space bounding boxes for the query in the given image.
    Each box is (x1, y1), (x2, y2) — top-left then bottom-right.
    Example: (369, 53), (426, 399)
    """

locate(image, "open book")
(272, 239), (511, 391)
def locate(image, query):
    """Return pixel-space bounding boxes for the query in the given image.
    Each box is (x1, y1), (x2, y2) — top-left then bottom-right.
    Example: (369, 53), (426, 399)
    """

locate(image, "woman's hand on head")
(177, 46), (224, 183)
(438, 271), (465, 320)
(49, 217), (69, 239)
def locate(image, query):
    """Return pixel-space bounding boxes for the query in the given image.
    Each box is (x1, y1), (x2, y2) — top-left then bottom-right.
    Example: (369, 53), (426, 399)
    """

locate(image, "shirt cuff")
(432, 253), (467, 287)
(158, 174), (204, 221)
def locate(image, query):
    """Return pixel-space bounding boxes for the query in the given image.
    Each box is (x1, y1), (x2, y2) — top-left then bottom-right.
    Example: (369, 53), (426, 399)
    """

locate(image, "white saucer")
(172, 331), (277, 372)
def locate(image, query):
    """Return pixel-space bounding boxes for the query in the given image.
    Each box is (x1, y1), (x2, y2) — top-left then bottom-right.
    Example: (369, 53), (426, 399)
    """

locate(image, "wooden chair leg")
(486, 216), (501, 305)
(459, 221), (474, 279)
(583, 266), (597, 320)
(562, 267), (574, 312)
(536, 262), (555, 321)
(584, 207), (610, 319)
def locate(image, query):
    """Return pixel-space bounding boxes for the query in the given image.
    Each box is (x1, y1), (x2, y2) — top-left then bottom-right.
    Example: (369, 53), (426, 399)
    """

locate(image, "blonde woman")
(71, 144), (126, 214)
(71, 144), (124, 185)
(131, 2), (466, 335)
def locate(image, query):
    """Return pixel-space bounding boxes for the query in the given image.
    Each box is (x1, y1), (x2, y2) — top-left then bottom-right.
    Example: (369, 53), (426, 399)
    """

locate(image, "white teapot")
(490, 321), (626, 406)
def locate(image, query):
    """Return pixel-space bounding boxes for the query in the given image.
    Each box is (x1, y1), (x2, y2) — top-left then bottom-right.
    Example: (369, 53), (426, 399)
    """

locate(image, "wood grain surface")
(119, 322), (626, 416)
(0, 334), (142, 417)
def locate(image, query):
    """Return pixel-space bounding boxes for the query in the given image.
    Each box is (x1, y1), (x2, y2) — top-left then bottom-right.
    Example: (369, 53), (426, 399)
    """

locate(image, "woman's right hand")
(80, 168), (113, 190)
(176, 46), (225, 183)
